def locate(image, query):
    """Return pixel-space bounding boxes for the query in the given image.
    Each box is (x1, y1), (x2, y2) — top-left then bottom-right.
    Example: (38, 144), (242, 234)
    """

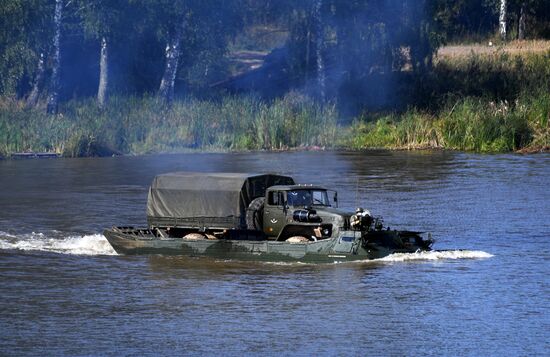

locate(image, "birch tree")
(26, 52), (45, 107)
(46, 0), (63, 114)
(518, 2), (526, 40)
(151, 0), (241, 102)
(314, 0), (326, 102)
(148, 0), (190, 103)
(79, 0), (128, 108)
(97, 36), (109, 106)
(499, 0), (507, 40)
(157, 21), (186, 103)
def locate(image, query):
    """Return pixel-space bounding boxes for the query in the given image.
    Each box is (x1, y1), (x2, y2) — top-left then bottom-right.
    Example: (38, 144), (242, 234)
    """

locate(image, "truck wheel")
(246, 197), (265, 230)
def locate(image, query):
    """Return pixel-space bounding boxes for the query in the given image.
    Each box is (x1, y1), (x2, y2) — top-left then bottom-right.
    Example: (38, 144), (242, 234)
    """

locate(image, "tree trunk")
(315, 0), (325, 102)
(499, 0), (507, 41)
(305, 25), (311, 84)
(47, 0), (63, 114)
(518, 3), (526, 40)
(158, 24), (184, 103)
(26, 52), (45, 107)
(97, 36), (109, 107)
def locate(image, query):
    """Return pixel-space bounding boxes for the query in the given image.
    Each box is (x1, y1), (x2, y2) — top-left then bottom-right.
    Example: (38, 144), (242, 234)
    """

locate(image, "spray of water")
(0, 231), (492, 262)
(260, 250), (493, 266)
(0, 231), (117, 256)
(377, 250), (494, 262)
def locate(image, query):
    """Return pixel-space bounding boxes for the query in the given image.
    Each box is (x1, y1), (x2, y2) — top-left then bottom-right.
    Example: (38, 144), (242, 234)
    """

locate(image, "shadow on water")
(144, 254), (384, 278)
(143, 248), (492, 280)
(334, 150), (457, 183)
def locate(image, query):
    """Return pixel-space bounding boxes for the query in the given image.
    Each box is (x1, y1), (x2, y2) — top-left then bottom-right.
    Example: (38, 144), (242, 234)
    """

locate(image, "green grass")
(347, 91), (549, 152)
(0, 93), (339, 157)
(2, 91), (546, 157)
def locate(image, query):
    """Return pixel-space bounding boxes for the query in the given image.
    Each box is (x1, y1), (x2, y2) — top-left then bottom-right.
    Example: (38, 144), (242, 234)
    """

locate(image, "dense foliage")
(1, 0), (548, 102)
(432, 0), (549, 41)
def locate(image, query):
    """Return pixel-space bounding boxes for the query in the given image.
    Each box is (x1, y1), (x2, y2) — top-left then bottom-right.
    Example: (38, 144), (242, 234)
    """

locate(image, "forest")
(0, 0), (549, 156)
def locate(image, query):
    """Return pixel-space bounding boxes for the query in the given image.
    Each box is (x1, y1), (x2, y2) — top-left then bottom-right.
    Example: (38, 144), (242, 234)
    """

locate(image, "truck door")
(264, 190), (287, 238)
(333, 232), (361, 254)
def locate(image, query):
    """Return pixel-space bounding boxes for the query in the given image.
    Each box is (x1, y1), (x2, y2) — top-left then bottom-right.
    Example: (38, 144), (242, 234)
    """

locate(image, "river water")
(0, 151), (548, 356)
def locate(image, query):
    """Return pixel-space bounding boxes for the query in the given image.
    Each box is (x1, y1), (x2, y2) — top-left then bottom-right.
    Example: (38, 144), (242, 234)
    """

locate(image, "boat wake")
(375, 249), (493, 262)
(0, 231), (117, 256)
(261, 250), (493, 266)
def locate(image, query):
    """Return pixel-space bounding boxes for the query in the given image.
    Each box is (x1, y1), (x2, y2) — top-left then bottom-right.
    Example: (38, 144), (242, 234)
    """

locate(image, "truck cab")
(261, 185), (345, 241)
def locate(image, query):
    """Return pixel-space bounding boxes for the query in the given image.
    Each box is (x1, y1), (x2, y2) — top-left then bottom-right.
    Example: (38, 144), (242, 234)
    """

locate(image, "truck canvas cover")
(147, 172), (294, 229)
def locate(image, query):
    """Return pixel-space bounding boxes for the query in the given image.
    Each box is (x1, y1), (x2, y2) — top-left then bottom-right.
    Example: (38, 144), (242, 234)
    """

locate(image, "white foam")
(0, 231), (117, 256)
(376, 250), (493, 262)
(256, 250), (493, 266)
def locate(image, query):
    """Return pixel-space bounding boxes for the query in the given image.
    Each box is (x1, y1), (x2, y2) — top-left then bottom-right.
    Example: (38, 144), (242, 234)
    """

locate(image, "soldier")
(351, 207), (373, 230)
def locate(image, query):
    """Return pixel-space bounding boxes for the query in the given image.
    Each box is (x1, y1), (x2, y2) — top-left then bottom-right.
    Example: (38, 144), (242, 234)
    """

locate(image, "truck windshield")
(287, 190), (330, 207)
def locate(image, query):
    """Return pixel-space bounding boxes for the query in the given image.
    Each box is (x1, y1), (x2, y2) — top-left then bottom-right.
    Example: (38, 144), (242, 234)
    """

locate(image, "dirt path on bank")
(437, 40), (550, 59)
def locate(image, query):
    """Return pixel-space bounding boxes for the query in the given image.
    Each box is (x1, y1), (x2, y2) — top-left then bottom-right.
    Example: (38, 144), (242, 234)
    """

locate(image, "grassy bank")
(1, 91), (547, 157)
(347, 91), (549, 152)
(0, 93), (339, 157)
(0, 52), (548, 157)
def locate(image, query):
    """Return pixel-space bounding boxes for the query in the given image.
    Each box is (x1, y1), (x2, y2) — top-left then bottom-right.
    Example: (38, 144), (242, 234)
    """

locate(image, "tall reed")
(0, 94), (339, 157)
(348, 91), (549, 152)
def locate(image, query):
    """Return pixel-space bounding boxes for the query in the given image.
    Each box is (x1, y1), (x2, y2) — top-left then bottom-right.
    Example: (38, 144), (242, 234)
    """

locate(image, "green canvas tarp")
(146, 172), (294, 229)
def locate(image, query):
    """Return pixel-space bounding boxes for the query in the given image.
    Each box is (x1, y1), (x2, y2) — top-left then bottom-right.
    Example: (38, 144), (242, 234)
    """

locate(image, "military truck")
(104, 172), (433, 262)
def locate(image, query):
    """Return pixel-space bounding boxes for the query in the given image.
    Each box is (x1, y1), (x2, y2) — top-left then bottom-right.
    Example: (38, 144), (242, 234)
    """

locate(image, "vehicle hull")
(104, 227), (432, 263)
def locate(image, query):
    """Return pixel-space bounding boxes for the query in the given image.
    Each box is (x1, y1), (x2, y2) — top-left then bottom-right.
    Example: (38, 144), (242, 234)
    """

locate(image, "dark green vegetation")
(0, 94), (338, 156)
(0, 0), (549, 156)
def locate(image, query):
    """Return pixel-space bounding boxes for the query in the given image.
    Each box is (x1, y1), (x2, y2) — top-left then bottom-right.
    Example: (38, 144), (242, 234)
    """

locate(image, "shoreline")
(2, 144), (548, 161)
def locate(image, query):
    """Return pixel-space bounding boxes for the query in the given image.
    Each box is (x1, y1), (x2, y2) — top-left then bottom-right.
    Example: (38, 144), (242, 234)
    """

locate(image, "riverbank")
(1, 52), (548, 157)
(0, 93), (339, 157)
(1, 91), (547, 157)
(346, 91), (549, 152)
